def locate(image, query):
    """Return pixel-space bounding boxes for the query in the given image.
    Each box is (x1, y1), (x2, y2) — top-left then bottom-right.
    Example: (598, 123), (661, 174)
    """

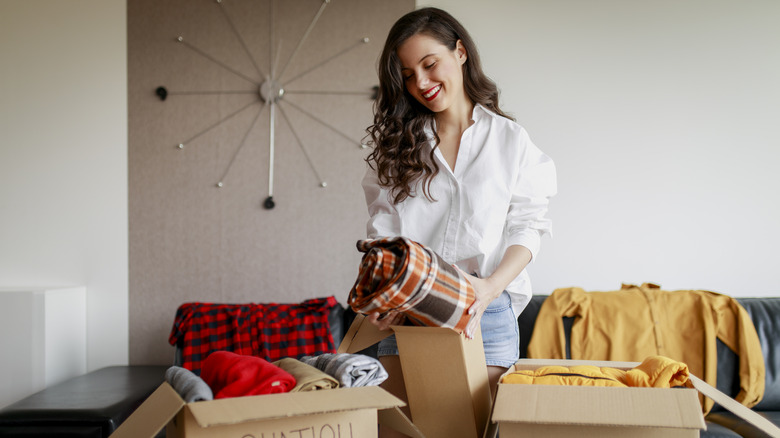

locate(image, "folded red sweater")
(200, 351), (296, 399)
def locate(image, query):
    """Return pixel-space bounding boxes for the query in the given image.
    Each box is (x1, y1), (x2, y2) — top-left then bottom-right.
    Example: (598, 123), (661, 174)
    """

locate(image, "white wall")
(0, 288), (87, 409)
(0, 0), (129, 379)
(419, 0), (780, 296)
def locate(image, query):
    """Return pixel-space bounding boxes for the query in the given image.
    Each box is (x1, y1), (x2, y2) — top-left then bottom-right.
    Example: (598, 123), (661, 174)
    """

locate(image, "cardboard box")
(339, 315), (492, 438)
(488, 359), (706, 438)
(110, 382), (423, 438)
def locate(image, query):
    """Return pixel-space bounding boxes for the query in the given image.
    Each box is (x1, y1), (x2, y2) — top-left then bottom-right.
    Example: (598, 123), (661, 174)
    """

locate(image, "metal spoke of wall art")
(155, 0), (377, 209)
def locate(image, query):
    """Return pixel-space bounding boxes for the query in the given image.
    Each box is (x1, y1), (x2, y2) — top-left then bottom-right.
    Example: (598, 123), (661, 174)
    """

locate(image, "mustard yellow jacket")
(526, 284), (765, 412)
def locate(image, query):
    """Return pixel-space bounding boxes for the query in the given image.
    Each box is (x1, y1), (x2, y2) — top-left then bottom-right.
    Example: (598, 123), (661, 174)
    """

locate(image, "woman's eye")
(403, 74), (413, 81)
(425, 62), (436, 69)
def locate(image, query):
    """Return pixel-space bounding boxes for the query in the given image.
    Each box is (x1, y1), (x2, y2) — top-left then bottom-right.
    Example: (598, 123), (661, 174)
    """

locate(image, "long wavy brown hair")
(365, 7), (513, 204)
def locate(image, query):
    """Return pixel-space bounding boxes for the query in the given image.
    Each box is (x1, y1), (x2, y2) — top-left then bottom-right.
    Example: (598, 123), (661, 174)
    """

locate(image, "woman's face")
(397, 33), (467, 114)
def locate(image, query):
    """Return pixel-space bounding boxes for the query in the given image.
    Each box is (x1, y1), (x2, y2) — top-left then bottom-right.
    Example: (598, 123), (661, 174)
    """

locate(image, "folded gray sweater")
(165, 366), (213, 402)
(300, 353), (388, 388)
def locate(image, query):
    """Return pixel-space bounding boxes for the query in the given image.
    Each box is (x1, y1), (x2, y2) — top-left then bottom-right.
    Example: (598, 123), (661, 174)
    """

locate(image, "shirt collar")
(472, 103), (494, 122)
(424, 103), (492, 142)
(472, 103), (484, 121)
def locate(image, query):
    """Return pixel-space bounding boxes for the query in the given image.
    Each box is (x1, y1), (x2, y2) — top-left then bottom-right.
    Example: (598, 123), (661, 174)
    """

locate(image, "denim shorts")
(377, 291), (520, 368)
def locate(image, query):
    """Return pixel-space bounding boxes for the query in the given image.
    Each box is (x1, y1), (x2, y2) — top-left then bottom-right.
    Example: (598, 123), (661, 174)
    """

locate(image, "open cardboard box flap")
(689, 374), (780, 437)
(337, 313), (392, 354)
(109, 382), (183, 438)
(486, 359), (780, 438)
(110, 382), (424, 438)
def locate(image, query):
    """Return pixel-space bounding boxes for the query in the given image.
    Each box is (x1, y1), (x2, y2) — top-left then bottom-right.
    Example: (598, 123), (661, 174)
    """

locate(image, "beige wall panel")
(128, 0), (414, 364)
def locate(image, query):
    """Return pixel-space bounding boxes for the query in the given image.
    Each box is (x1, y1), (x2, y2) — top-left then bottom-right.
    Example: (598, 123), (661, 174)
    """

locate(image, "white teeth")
(423, 85), (441, 99)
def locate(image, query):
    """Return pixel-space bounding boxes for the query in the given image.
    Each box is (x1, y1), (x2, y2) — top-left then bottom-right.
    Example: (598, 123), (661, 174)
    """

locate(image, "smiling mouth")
(423, 85), (441, 101)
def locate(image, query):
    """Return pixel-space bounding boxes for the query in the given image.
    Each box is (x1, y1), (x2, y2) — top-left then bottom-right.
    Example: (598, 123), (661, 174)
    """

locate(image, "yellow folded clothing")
(272, 357), (340, 392)
(501, 356), (690, 389)
(501, 364), (627, 387)
(626, 355), (690, 388)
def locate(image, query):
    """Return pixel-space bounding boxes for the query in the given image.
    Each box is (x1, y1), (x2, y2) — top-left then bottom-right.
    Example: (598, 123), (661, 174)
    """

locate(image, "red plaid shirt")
(169, 296), (338, 374)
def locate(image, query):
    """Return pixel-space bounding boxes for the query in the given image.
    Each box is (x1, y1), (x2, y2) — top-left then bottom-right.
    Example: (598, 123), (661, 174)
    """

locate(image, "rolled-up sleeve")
(504, 133), (557, 261)
(361, 166), (402, 239)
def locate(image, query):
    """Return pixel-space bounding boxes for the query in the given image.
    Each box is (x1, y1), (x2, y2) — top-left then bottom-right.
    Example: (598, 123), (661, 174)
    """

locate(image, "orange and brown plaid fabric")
(348, 237), (475, 333)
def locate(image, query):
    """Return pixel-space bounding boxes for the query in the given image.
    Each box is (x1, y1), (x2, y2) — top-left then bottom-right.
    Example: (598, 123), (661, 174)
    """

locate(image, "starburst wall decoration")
(155, 0), (376, 209)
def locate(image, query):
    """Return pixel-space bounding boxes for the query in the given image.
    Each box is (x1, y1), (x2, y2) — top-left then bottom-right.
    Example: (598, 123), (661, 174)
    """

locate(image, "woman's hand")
(459, 245), (533, 339)
(459, 269), (503, 340)
(366, 310), (405, 331)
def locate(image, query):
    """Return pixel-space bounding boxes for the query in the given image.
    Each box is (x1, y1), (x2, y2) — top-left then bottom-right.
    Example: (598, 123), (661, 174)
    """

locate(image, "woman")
(362, 7), (556, 435)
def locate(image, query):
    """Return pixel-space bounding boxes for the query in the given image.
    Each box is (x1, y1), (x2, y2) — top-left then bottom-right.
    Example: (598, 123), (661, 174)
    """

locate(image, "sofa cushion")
(518, 295), (546, 359)
(702, 420), (750, 437)
(517, 295), (573, 359)
(707, 410), (780, 438)
(711, 337), (742, 412)
(328, 304), (346, 349)
(738, 298), (780, 411)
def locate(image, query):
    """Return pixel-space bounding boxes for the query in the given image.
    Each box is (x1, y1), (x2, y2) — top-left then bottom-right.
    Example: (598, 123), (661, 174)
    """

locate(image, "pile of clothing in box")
(165, 351), (388, 402)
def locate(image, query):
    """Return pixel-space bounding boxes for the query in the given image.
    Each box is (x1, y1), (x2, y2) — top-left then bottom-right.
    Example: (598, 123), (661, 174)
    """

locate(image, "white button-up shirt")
(362, 104), (557, 315)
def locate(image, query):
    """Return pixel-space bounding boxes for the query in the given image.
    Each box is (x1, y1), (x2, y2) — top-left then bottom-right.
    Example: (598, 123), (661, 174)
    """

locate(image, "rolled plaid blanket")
(348, 236), (475, 333)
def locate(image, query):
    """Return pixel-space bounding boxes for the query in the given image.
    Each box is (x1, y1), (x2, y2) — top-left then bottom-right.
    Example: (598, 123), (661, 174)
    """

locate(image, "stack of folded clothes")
(164, 351), (387, 401)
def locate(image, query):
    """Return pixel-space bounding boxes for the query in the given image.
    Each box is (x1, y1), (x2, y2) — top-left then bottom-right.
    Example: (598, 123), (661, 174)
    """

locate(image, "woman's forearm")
(483, 245), (533, 300)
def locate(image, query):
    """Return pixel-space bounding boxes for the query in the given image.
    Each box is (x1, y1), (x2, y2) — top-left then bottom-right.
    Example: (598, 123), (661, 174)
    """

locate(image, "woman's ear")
(456, 39), (468, 65)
